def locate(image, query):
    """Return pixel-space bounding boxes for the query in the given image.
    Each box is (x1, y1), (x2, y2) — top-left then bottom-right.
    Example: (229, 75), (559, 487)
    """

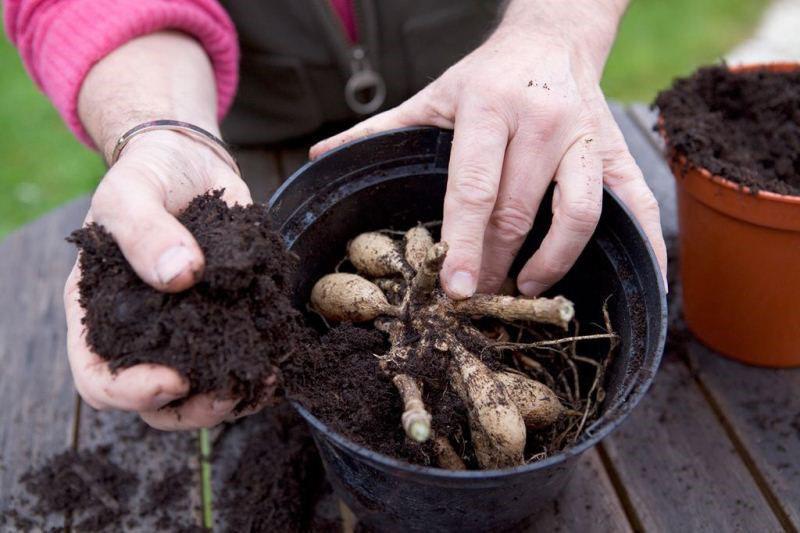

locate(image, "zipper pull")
(345, 46), (386, 115)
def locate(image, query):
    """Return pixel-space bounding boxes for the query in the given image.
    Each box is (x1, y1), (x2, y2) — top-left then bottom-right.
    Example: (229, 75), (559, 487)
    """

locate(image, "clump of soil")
(655, 64), (800, 196)
(15, 446), (138, 531)
(68, 191), (305, 409)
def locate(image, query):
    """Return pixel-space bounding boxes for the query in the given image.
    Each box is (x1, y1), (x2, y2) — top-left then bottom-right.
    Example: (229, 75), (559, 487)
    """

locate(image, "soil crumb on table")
(656, 65), (800, 196)
(67, 190), (305, 410)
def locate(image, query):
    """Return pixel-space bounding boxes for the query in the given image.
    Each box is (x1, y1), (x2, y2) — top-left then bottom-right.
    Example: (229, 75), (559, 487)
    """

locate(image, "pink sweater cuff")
(4, 0), (239, 148)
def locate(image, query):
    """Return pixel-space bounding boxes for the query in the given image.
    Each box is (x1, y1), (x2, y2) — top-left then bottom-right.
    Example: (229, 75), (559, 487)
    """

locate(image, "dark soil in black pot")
(656, 64), (800, 196)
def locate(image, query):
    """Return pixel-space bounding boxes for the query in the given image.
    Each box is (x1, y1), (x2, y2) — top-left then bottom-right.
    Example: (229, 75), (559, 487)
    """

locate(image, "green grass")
(0, 1), (768, 238)
(602, 0), (769, 101)
(0, 28), (104, 239)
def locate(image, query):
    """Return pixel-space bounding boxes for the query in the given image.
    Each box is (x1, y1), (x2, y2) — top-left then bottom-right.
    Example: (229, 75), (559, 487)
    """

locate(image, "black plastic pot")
(268, 127), (667, 532)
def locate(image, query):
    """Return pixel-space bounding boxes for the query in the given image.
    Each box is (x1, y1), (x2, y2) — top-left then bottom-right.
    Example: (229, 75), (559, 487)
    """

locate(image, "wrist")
(495, 0), (626, 80)
(117, 129), (231, 177)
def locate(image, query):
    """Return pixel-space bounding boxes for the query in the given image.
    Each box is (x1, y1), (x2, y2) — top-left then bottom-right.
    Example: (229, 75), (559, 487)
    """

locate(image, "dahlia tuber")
(348, 232), (408, 278)
(494, 371), (564, 429)
(311, 273), (400, 322)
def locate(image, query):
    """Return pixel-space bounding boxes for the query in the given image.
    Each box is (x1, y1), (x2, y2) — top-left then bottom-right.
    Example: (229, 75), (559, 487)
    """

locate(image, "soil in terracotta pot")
(67, 190), (306, 411)
(655, 64), (800, 196)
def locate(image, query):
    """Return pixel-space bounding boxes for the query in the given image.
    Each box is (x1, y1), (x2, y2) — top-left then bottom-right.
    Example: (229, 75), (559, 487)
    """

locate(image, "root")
(392, 374), (432, 443)
(432, 435), (466, 470)
(452, 295), (575, 329)
(488, 332), (619, 353)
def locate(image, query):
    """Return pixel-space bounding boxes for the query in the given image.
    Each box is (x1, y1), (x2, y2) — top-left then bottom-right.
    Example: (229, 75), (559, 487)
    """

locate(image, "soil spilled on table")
(67, 190), (305, 410)
(3, 447), (139, 531)
(1, 405), (335, 532)
(655, 64), (800, 196)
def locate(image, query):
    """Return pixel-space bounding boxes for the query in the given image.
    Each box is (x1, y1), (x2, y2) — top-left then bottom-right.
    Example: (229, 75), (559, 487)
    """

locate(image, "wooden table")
(1, 103), (798, 532)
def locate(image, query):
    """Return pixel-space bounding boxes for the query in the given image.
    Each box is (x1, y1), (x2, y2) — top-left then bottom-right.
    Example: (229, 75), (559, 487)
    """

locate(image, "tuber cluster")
(310, 227), (576, 469)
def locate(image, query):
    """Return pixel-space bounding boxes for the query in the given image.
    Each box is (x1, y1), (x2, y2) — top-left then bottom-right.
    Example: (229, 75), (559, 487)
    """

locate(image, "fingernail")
(153, 392), (180, 409)
(448, 270), (476, 299)
(155, 245), (194, 285)
(519, 280), (547, 297)
(212, 398), (235, 415)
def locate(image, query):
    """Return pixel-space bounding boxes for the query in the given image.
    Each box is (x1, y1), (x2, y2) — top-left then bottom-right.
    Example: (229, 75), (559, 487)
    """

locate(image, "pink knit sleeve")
(3, 0), (239, 147)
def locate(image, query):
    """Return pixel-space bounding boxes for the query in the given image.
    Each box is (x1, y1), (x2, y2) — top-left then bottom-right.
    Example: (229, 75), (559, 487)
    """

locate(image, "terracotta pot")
(664, 63), (800, 367)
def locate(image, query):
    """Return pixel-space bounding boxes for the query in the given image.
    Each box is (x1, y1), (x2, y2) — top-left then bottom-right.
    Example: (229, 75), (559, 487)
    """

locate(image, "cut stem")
(393, 373), (432, 443)
(452, 294), (575, 328)
(199, 428), (213, 530)
(410, 242), (448, 301)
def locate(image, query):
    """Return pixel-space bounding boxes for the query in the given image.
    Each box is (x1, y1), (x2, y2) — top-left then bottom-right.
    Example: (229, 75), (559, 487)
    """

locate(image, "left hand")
(310, 1), (667, 299)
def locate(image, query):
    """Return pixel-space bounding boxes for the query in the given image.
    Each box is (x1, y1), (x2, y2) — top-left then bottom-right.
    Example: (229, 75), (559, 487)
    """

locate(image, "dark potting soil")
(1, 405), (337, 531)
(10, 446), (138, 531)
(68, 190), (305, 410)
(283, 323), (508, 469)
(655, 64), (800, 196)
(217, 403), (338, 532)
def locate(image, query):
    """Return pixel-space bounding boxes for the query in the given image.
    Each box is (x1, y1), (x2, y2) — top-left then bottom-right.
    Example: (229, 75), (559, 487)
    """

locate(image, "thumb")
(89, 168), (205, 293)
(309, 89), (454, 160)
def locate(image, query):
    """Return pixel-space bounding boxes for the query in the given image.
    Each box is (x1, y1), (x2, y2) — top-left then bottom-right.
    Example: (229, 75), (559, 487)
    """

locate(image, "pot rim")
(280, 126), (667, 481)
(658, 61), (800, 206)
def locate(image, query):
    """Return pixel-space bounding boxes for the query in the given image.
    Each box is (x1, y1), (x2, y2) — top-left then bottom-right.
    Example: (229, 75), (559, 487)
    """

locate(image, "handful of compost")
(310, 226), (574, 469)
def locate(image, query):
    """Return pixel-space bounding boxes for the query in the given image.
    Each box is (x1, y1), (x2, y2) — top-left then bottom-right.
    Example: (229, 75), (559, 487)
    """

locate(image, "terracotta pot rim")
(671, 152), (800, 206)
(658, 60), (800, 206)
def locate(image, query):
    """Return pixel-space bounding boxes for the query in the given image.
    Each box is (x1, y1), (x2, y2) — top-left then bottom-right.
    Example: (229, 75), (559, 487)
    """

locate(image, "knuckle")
(559, 197), (601, 235)
(489, 201), (534, 240)
(535, 254), (572, 283)
(451, 166), (498, 209)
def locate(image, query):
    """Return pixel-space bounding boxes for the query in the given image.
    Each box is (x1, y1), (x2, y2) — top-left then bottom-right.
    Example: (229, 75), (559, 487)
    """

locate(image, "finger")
(440, 101), (509, 299)
(90, 169), (204, 292)
(309, 90), (454, 160)
(598, 112), (668, 284)
(64, 262), (189, 411)
(517, 137), (603, 296)
(139, 393), (237, 430)
(213, 168), (253, 208)
(476, 133), (562, 293)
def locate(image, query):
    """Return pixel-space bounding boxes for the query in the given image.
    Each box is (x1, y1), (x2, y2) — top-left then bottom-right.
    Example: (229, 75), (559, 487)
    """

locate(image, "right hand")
(63, 130), (268, 430)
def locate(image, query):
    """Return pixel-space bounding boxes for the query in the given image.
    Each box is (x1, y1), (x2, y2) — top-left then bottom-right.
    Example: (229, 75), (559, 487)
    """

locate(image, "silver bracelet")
(110, 120), (241, 177)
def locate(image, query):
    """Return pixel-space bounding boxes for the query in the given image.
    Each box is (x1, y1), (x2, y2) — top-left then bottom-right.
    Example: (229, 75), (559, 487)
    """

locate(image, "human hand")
(64, 130), (270, 430)
(310, 0), (667, 299)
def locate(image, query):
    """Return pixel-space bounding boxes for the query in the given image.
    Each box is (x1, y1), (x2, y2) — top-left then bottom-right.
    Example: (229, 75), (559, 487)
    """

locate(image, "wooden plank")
(602, 354), (784, 532)
(686, 341), (800, 529)
(233, 148), (283, 204)
(610, 102), (678, 241)
(0, 197), (88, 529)
(74, 408), (202, 531)
(278, 146), (310, 180)
(529, 449), (633, 533)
